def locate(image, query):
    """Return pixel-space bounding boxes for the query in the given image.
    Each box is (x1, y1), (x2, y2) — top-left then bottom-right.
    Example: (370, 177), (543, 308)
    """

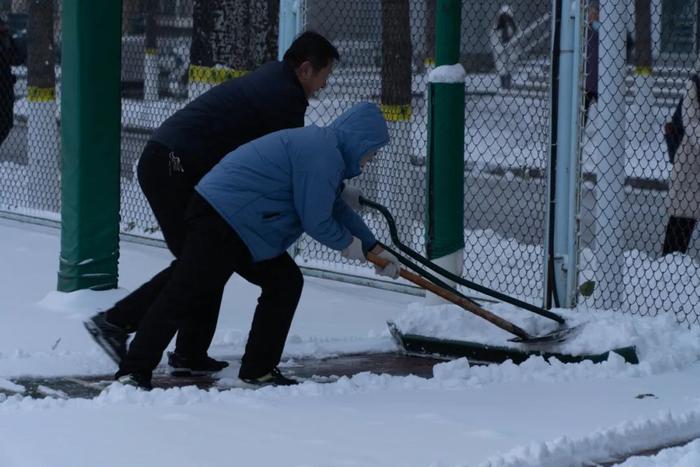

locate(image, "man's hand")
(341, 236), (366, 262)
(340, 184), (362, 211)
(370, 245), (401, 279)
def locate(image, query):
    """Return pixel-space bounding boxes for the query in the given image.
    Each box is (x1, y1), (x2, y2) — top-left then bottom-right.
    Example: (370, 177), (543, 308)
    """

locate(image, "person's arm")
(332, 196), (377, 252)
(366, 242), (401, 279)
(292, 168), (353, 251)
(331, 193), (401, 278)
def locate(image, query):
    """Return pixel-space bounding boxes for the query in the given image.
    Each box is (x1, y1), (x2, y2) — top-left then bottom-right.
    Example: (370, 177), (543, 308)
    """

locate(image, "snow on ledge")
(480, 409), (700, 467)
(428, 64), (466, 84)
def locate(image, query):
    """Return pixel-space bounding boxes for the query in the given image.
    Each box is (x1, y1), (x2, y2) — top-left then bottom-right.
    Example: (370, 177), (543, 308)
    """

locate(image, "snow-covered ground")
(1, 217), (700, 466)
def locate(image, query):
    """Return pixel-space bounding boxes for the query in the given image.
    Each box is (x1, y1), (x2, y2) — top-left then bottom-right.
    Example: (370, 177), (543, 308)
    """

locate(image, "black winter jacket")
(151, 60), (308, 180)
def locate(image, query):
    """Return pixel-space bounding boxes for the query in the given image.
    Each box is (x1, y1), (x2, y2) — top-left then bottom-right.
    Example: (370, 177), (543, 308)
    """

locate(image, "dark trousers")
(119, 194), (304, 379)
(105, 141), (222, 359)
(662, 216), (697, 255)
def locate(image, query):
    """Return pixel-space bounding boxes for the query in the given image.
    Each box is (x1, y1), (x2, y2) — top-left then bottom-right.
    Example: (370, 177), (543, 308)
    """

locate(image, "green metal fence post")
(58, 0), (122, 291)
(426, 0), (465, 266)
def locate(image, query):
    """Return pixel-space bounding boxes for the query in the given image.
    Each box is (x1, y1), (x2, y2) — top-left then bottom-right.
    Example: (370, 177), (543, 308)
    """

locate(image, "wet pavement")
(4, 352), (445, 399)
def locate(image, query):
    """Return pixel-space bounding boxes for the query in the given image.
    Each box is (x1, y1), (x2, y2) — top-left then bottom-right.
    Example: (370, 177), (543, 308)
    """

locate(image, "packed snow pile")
(481, 410), (700, 467)
(392, 301), (700, 375)
(617, 438), (700, 467)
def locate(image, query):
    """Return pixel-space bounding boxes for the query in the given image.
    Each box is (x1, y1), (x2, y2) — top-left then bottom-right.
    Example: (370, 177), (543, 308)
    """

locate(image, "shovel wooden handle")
(367, 252), (531, 340)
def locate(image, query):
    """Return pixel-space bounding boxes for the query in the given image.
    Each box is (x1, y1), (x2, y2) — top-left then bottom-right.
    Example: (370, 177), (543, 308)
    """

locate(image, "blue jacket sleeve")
(293, 171), (354, 251)
(333, 198), (377, 251)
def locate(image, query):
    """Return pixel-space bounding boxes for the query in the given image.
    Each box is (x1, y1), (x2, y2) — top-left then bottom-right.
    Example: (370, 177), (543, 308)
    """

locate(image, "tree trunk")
(190, 0), (253, 70)
(248, 0), (279, 67)
(189, 0), (279, 98)
(423, 0), (436, 68)
(190, 0), (215, 68)
(53, 0), (61, 46)
(381, 0), (412, 115)
(379, 0), (413, 213)
(191, 0), (278, 70)
(27, 0), (59, 212)
(11, 0), (28, 13)
(697, 0), (700, 55)
(122, 0), (142, 34)
(631, 0), (654, 146)
(188, 0), (217, 98)
(216, 0), (250, 70)
(145, 0), (158, 50)
(634, 0), (652, 72)
(144, 0), (159, 101)
(27, 0), (54, 90)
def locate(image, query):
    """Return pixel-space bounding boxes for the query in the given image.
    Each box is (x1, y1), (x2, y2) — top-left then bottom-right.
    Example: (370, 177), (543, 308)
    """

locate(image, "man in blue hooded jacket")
(115, 102), (401, 389)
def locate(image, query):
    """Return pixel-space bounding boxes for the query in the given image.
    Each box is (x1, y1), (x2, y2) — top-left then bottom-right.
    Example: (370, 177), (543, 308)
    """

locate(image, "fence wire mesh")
(0, 1), (61, 221)
(0, 0), (698, 325)
(576, 0), (700, 325)
(294, 0), (553, 305)
(459, 0), (551, 305)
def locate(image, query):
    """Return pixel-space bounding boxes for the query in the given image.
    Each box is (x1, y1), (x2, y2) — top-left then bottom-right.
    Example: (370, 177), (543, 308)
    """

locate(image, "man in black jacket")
(85, 31), (339, 375)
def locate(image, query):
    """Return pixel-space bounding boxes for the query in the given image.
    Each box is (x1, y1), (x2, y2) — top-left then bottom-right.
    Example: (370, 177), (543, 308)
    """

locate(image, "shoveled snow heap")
(482, 409), (700, 467)
(393, 301), (700, 373)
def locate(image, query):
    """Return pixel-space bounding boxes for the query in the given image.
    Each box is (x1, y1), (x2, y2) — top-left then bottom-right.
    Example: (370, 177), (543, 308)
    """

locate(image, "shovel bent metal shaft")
(359, 196), (565, 324)
(367, 252), (533, 341)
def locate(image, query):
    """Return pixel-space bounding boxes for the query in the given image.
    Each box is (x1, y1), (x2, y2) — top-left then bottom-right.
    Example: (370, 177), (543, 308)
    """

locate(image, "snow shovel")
(359, 196), (567, 326)
(367, 249), (579, 344)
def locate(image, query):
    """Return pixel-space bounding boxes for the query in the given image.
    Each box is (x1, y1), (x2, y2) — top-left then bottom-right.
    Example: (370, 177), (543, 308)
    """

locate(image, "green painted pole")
(435, 0), (460, 65)
(426, 0), (464, 260)
(58, 0), (122, 291)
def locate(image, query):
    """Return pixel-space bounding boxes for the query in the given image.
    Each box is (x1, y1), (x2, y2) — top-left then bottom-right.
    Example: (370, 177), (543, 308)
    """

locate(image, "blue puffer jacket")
(196, 102), (390, 262)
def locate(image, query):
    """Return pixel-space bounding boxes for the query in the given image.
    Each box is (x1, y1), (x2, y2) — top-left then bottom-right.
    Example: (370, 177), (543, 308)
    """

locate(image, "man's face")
(297, 60), (334, 98)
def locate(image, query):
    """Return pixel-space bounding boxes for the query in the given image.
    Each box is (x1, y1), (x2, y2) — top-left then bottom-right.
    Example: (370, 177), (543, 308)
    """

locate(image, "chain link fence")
(460, 0), (552, 305)
(0, 0), (698, 324)
(293, 0), (554, 305)
(111, 0), (556, 301)
(0, 1), (61, 222)
(294, 0), (427, 280)
(576, 0), (700, 325)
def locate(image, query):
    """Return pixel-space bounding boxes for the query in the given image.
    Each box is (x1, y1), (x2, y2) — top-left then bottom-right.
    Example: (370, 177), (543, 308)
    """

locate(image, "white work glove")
(373, 249), (401, 280)
(340, 184), (362, 211)
(341, 236), (366, 262)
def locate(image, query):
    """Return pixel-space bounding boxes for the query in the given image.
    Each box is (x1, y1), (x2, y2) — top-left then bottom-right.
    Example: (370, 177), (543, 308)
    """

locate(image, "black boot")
(662, 216), (696, 255)
(115, 371), (153, 390)
(239, 367), (298, 388)
(83, 312), (129, 364)
(167, 351), (229, 377)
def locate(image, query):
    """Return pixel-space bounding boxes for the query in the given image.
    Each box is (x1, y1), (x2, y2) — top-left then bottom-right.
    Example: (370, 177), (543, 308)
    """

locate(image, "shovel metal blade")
(508, 324), (585, 344)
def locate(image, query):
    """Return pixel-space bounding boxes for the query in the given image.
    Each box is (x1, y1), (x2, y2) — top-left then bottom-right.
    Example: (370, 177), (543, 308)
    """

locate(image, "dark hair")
(283, 31), (340, 71)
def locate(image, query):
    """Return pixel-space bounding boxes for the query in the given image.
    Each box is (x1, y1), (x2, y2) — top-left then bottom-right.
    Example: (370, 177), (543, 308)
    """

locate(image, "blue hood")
(196, 102), (388, 262)
(330, 102), (390, 178)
